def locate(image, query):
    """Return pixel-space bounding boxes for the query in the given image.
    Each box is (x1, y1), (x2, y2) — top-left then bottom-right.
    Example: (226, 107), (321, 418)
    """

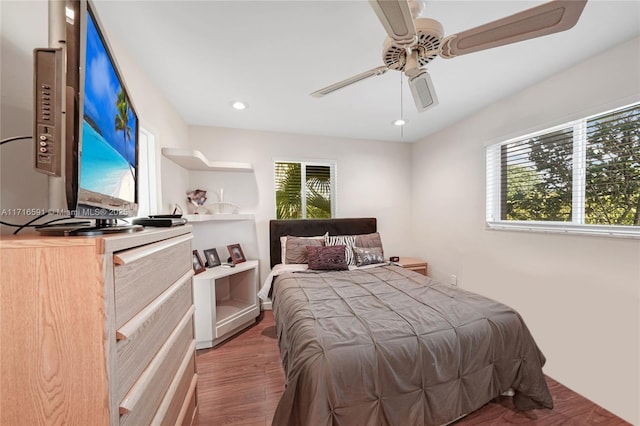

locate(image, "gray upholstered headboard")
(269, 218), (377, 268)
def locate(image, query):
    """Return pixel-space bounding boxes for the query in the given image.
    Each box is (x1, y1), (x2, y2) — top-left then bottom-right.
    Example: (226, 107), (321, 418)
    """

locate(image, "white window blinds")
(584, 104), (640, 226)
(486, 102), (640, 237)
(500, 127), (574, 222)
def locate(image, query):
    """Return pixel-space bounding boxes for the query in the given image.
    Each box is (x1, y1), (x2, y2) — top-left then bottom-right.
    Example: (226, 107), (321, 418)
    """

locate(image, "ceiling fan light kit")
(408, 69), (437, 112)
(311, 0), (587, 115)
(381, 18), (443, 71)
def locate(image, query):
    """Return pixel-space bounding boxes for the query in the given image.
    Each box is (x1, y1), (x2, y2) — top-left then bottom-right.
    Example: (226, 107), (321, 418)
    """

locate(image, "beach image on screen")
(79, 11), (137, 203)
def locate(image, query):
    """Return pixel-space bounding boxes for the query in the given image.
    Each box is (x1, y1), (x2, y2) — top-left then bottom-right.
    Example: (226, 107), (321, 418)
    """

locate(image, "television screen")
(79, 8), (137, 206)
(33, 0), (141, 235)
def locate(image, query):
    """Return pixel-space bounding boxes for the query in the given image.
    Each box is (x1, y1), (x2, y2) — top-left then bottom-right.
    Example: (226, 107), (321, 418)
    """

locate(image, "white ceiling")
(45, 1), (640, 142)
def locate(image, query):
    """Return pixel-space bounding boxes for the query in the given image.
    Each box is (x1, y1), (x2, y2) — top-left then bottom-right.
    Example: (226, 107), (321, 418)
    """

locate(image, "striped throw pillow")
(324, 234), (356, 266)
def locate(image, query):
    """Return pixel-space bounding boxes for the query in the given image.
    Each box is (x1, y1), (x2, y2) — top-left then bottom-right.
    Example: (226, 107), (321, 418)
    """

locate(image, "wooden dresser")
(0, 226), (198, 425)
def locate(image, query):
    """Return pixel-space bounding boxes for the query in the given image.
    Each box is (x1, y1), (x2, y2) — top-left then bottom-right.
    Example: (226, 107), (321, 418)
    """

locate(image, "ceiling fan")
(311, 0), (587, 112)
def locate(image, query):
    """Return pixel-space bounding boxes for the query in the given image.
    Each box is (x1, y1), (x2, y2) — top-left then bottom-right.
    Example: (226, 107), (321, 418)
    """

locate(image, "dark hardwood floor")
(196, 311), (630, 426)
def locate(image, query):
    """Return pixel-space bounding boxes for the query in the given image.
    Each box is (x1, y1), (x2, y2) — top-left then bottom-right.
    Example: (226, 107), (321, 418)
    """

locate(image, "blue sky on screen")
(83, 10), (137, 168)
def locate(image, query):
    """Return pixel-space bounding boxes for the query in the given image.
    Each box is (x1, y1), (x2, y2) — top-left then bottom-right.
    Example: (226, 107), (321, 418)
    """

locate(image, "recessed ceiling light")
(231, 101), (248, 110)
(393, 119), (406, 126)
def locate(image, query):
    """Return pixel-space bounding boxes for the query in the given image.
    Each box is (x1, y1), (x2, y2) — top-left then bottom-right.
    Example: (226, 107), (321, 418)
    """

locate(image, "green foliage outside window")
(275, 162), (333, 219)
(502, 104), (639, 226)
(584, 108), (640, 225)
(505, 129), (573, 222)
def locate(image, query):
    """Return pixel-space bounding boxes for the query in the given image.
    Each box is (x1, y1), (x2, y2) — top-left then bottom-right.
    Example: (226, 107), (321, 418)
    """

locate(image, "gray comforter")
(271, 265), (553, 426)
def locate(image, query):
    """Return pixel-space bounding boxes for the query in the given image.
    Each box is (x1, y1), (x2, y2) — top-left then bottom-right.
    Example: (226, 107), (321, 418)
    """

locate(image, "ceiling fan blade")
(440, 0), (588, 58)
(369, 0), (417, 45)
(407, 69), (438, 112)
(311, 66), (389, 97)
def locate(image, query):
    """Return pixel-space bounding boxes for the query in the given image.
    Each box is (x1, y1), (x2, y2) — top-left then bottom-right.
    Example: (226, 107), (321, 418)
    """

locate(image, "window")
(486, 102), (640, 237)
(274, 160), (336, 219)
(136, 127), (158, 218)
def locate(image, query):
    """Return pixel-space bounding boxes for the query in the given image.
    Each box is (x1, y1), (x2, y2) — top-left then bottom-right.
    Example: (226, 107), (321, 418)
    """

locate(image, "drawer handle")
(176, 373), (198, 426)
(150, 340), (197, 424)
(119, 305), (195, 415)
(116, 271), (193, 341)
(114, 234), (192, 265)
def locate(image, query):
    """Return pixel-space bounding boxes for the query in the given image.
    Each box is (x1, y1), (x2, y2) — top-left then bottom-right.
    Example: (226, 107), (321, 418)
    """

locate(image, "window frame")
(135, 126), (158, 218)
(486, 103), (640, 239)
(273, 158), (337, 219)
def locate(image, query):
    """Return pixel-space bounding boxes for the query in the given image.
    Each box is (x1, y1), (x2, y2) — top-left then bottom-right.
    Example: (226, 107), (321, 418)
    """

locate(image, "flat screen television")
(34, 0), (141, 235)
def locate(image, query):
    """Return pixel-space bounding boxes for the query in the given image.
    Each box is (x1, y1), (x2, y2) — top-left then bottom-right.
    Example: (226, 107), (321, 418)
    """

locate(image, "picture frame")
(227, 243), (246, 264)
(192, 250), (206, 275)
(203, 248), (221, 268)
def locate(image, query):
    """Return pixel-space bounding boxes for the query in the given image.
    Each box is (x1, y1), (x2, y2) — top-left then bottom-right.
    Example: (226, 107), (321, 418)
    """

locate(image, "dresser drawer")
(177, 376), (198, 426)
(114, 234), (192, 328)
(119, 311), (194, 426)
(152, 348), (197, 426)
(116, 271), (193, 402)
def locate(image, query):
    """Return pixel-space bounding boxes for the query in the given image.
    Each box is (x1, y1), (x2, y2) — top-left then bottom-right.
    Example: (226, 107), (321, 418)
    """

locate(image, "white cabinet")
(193, 260), (260, 349)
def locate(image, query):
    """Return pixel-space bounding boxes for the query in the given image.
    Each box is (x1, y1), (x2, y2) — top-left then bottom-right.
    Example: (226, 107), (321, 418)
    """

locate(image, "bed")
(265, 218), (553, 426)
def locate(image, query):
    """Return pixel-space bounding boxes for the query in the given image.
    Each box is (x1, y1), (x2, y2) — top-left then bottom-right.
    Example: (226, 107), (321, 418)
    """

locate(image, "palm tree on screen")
(115, 89), (135, 180)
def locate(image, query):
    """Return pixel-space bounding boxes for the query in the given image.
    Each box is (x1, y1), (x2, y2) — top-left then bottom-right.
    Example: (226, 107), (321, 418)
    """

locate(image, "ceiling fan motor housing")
(382, 18), (444, 71)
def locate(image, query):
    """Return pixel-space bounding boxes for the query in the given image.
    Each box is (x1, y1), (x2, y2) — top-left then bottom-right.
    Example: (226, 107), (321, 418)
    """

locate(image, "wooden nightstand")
(395, 257), (428, 275)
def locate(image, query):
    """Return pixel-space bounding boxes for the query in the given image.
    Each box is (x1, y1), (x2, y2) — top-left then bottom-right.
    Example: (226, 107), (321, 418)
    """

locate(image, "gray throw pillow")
(353, 246), (385, 267)
(285, 236), (325, 264)
(354, 232), (384, 258)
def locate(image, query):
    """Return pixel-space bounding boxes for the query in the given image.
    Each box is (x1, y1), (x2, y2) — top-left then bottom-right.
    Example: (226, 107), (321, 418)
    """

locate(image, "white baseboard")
(260, 299), (272, 310)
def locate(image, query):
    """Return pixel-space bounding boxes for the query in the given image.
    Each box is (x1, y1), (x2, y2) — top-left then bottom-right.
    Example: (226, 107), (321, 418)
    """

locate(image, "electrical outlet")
(450, 274), (457, 286)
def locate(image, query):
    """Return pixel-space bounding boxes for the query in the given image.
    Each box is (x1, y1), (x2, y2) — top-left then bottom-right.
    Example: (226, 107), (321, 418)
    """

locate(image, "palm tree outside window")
(274, 161), (336, 219)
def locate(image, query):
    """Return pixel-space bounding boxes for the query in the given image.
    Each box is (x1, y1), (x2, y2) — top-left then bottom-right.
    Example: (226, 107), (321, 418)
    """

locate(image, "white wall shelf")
(192, 260), (259, 349)
(185, 213), (254, 222)
(162, 148), (253, 172)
